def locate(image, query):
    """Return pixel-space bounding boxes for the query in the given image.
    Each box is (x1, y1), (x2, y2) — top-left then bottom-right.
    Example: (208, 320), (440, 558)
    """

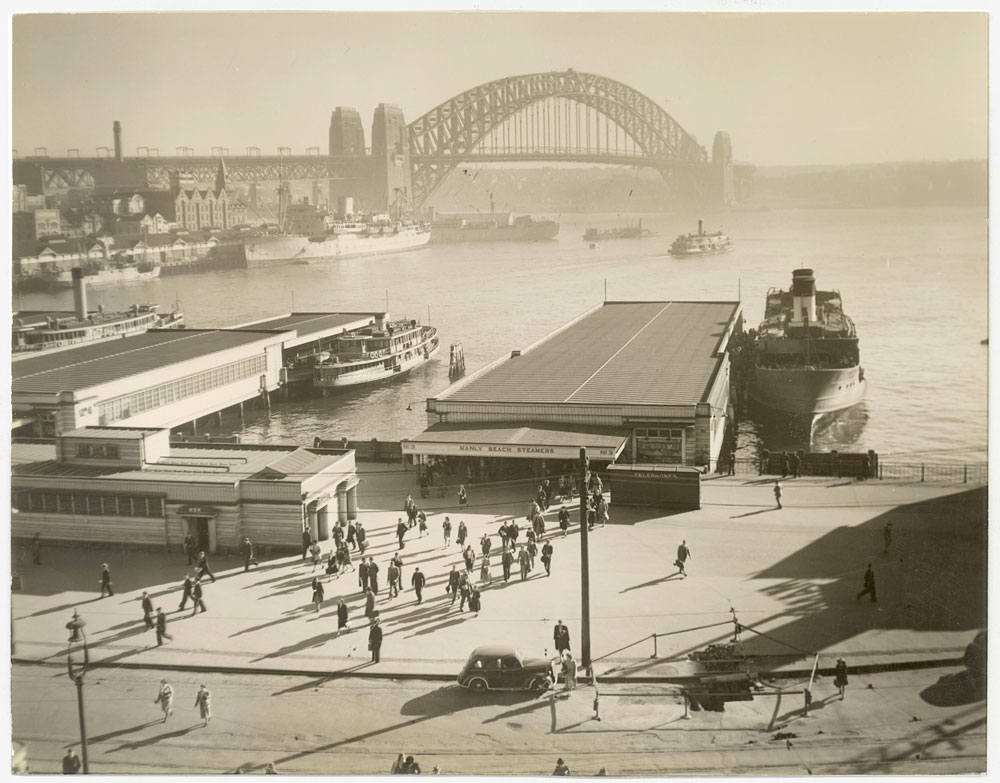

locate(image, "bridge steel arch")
(407, 70), (709, 206)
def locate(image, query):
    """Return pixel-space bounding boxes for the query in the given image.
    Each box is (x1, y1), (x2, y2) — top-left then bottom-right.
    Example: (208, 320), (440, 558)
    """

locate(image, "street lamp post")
(66, 610), (89, 774)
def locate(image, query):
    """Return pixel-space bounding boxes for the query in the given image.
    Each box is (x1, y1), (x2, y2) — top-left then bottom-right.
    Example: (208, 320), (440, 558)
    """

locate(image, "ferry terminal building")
(404, 300), (742, 483)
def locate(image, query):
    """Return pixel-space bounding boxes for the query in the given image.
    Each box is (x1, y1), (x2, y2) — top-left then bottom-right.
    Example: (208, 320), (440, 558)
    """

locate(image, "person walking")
(463, 545), (476, 573)
(561, 650), (577, 691)
(456, 520), (468, 549)
(728, 448), (737, 476)
(781, 451), (790, 478)
(183, 533), (197, 565)
(240, 536), (259, 572)
(675, 540), (692, 577)
(479, 554), (491, 584)
(326, 551), (340, 581)
(356, 523), (368, 556)
(790, 451), (801, 479)
(774, 480), (783, 510)
(191, 579), (207, 615)
(554, 620), (571, 655)
(311, 577), (325, 612)
(337, 598), (349, 634)
(541, 540), (553, 576)
(834, 657), (849, 700)
(179, 573), (193, 611)
(447, 566), (461, 605)
(364, 587), (377, 618)
(481, 533), (492, 559)
(526, 538), (538, 570)
(30, 532), (42, 566)
(196, 551), (216, 583)
(391, 553), (404, 593)
(333, 522), (345, 550)
(387, 560), (400, 599)
(501, 547), (514, 583)
(358, 558), (371, 593)
(517, 545), (531, 581)
(99, 563), (114, 598)
(265, 763), (278, 775)
(411, 566), (426, 604)
(558, 506), (571, 537)
(856, 563), (877, 603)
(553, 758), (570, 776)
(368, 618), (383, 663)
(499, 521), (510, 551)
(301, 529), (312, 560)
(347, 521), (357, 551)
(368, 558), (380, 595)
(141, 591), (154, 629)
(62, 748), (82, 774)
(442, 517), (452, 548)
(458, 572), (472, 611)
(155, 607), (172, 646)
(509, 521), (520, 546)
(596, 497), (609, 528)
(310, 540), (322, 572)
(469, 586), (482, 615)
(457, 484), (468, 509)
(397, 518), (408, 550)
(154, 679), (174, 722)
(194, 684), (212, 727)
(339, 542), (354, 572)
(417, 509), (428, 537)
(883, 521), (893, 553)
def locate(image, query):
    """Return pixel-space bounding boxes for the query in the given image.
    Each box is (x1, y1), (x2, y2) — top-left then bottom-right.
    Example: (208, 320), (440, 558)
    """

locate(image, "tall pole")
(74, 676), (89, 773)
(579, 447), (592, 673)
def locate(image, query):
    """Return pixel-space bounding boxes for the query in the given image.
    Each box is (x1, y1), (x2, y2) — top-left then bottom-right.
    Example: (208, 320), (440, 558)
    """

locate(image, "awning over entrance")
(402, 424), (630, 461)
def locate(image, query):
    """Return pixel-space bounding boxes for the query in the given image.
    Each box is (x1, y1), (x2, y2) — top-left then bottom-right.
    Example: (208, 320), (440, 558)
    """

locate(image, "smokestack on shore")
(113, 121), (122, 162)
(72, 268), (88, 320)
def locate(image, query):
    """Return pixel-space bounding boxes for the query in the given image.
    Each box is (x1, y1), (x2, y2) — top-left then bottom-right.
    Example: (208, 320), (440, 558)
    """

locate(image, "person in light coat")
(154, 679), (174, 722)
(194, 684), (212, 726)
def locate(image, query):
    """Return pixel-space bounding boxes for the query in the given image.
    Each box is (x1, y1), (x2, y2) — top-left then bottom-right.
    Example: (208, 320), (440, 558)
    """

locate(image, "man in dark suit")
(141, 591), (154, 629)
(302, 529), (312, 560)
(183, 533), (197, 565)
(358, 558), (370, 592)
(447, 565), (461, 604)
(191, 579), (207, 616)
(99, 563), (114, 598)
(368, 618), (383, 663)
(240, 537), (259, 572)
(554, 621), (570, 655)
(155, 608), (172, 646)
(501, 548), (514, 583)
(196, 551), (216, 583)
(411, 567), (425, 604)
(179, 574), (193, 611)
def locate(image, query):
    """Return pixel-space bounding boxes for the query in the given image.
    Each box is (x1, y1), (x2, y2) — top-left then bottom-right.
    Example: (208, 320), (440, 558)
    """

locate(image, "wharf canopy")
(407, 300), (741, 481)
(10, 426), (359, 553)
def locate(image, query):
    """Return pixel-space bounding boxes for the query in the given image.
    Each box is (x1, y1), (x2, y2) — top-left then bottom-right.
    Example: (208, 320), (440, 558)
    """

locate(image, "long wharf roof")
(440, 301), (740, 407)
(11, 329), (281, 396)
(233, 312), (377, 339)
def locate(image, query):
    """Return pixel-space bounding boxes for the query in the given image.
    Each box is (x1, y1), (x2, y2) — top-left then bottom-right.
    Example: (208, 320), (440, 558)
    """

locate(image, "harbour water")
(17, 207), (987, 464)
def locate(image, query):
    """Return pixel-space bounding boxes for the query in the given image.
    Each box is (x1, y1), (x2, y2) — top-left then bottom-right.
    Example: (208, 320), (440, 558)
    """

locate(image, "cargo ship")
(750, 269), (866, 418)
(669, 219), (734, 256)
(244, 193), (430, 268)
(313, 315), (439, 388)
(583, 219), (650, 241)
(431, 213), (559, 242)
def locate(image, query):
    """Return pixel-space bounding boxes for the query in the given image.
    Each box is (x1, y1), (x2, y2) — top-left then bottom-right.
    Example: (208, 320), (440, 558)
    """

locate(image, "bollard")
(682, 693), (691, 720)
(921, 464), (925, 482)
(549, 689), (558, 733)
(651, 634), (658, 658)
(802, 688), (812, 717)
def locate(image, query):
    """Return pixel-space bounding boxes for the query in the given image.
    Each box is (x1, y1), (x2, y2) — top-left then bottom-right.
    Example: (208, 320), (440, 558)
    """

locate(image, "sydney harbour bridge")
(14, 70), (753, 209)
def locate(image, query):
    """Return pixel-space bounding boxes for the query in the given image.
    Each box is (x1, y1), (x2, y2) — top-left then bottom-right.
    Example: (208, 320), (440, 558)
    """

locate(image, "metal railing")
(711, 458), (986, 484)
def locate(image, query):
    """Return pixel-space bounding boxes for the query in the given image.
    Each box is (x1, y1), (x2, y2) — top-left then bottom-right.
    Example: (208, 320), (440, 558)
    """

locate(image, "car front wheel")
(530, 676), (551, 692)
(468, 677), (489, 692)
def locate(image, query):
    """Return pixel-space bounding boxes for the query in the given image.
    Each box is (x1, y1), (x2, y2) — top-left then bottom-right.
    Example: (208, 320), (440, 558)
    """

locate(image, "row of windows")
(76, 444), (119, 458)
(13, 490), (164, 517)
(97, 355), (267, 424)
(636, 428), (684, 440)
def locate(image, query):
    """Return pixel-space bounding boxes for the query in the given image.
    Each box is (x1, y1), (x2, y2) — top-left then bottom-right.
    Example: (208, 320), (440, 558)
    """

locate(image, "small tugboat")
(313, 314), (439, 388)
(669, 219), (734, 256)
(750, 268), (866, 419)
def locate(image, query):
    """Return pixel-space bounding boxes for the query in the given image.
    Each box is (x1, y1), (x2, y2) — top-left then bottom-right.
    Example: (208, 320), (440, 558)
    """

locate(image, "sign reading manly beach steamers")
(400, 441), (620, 459)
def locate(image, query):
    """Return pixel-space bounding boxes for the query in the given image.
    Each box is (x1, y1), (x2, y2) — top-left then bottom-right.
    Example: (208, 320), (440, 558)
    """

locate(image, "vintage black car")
(457, 645), (556, 692)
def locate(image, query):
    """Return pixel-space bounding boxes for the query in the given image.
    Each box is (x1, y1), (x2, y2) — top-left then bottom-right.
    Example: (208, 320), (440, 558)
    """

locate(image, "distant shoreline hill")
(426, 159), (986, 213)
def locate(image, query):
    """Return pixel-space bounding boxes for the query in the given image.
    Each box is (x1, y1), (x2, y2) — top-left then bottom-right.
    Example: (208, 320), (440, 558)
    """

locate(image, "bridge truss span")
(407, 70), (709, 205)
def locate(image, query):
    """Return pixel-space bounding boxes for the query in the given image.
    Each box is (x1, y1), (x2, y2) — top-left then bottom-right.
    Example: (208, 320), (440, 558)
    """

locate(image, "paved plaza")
(12, 467), (986, 680)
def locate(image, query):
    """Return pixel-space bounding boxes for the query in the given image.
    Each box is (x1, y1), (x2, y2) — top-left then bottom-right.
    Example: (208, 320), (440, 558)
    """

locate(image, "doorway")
(190, 518), (211, 553)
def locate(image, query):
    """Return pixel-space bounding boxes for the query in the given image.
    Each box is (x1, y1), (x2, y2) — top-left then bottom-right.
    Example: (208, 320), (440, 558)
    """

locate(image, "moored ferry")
(750, 268), (866, 418)
(669, 219), (734, 256)
(313, 316), (439, 388)
(52, 262), (161, 288)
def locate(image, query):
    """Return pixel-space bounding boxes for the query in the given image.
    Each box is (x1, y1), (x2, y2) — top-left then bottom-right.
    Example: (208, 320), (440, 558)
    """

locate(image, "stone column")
(337, 484), (349, 524)
(346, 484), (358, 521)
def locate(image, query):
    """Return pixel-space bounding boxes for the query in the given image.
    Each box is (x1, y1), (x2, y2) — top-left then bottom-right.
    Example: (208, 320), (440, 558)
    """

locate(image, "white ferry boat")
(669, 219), (734, 256)
(313, 316), (439, 388)
(52, 262), (161, 288)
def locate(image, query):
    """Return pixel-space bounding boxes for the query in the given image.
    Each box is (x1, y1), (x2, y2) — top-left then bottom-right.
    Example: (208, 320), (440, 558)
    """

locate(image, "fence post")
(651, 634), (658, 659)
(964, 465), (968, 483)
(878, 462), (883, 480)
(921, 464), (925, 482)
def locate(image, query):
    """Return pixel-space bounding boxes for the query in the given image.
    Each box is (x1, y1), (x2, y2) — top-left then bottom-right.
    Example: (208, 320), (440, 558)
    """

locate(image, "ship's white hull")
(54, 266), (161, 288)
(315, 339), (439, 388)
(245, 228), (431, 268)
(750, 365), (866, 417)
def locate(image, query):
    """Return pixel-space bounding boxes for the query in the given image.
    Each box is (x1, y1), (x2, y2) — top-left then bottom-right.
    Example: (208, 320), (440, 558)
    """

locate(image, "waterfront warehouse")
(11, 426), (359, 553)
(405, 300), (741, 482)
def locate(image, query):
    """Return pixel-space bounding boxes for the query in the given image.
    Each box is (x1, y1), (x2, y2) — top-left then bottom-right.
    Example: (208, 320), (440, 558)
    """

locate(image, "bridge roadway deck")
(11, 471), (985, 681)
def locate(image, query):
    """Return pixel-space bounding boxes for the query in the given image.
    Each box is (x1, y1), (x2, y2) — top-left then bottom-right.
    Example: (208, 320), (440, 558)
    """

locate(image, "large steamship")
(749, 268), (866, 419)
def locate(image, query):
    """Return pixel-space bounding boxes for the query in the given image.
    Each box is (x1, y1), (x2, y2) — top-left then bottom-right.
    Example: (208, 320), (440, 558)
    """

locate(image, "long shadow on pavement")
(104, 724), (200, 753)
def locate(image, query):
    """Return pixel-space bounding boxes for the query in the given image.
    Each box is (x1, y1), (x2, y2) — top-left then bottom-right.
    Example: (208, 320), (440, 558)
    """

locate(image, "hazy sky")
(10, 12), (988, 166)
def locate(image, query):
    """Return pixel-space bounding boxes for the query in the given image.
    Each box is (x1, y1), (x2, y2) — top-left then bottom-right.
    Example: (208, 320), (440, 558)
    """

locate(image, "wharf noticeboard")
(608, 464), (702, 510)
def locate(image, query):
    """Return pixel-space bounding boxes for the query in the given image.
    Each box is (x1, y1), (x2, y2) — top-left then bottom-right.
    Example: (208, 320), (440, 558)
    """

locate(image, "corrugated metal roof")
(62, 427), (161, 440)
(235, 312), (376, 338)
(409, 423), (629, 449)
(253, 448), (343, 479)
(441, 301), (738, 408)
(12, 330), (278, 395)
